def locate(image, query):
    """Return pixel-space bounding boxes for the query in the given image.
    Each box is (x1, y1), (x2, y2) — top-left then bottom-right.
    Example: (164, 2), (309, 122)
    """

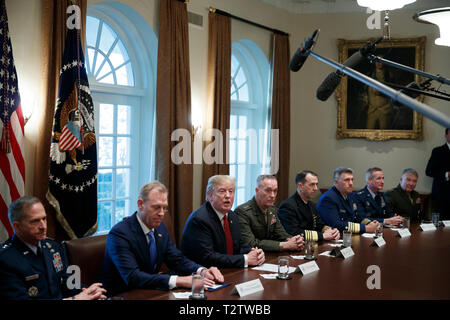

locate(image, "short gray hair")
(206, 175), (235, 200)
(8, 196), (42, 226)
(402, 168), (418, 178)
(138, 181), (168, 201)
(365, 167), (383, 182)
(256, 174), (277, 187)
(333, 167), (353, 182)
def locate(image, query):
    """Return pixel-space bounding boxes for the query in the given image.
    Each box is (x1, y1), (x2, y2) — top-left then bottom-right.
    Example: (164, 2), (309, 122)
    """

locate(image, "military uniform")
(316, 186), (369, 233)
(235, 197), (291, 251)
(385, 184), (422, 223)
(0, 235), (79, 300)
(278, 192), (331, 242)
(353, 186), (393, 224)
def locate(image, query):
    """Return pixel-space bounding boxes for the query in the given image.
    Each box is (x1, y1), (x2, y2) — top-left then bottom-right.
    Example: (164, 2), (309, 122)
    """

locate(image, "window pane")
(116, 63), (134, 86)
(116, 137), (130, 166)
(115, 199), (129, 224)
(98, 169), (113, 199)
(98, 201), (112, 232)
(238, 139), (246, 163)
(96, 61), (112, 81)
(116, 168), (130, 198)
(231, 91), (238, 101)
(99, 104), (114, 134)
(239, 115), (247, 132)
(110, 40), (129, 67)
(235, 68), (246, 87)
(237, 188), (245, 207)
(229, 139), (236, 164)
(231, 55), (238, 76)
(99, 137), (114, 166)
(87, 48), (95, 74)
(117, 105), (131, 134)
(229, 115), (237, 138)
(99, 74), (115, 84)
(99, 22), (117, 54)
(237, 164), (246, 187)
(86, 16), (99, 47)
(229, 164), (236, 180)
(238, 85), (249, 102)
(94, 53), (105, 76)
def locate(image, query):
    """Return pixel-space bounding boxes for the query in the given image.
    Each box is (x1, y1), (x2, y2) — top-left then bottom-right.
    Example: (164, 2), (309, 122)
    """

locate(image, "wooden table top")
(113, 223), (450, 300)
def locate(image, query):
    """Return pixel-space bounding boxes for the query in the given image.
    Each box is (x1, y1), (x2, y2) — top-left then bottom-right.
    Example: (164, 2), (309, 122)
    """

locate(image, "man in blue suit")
(353, 167), (403, 226)
(101, 181), (223, 296)
(181, 175), (265, 268)
(0, 196), (106, 300)
(316, 167), (379, 234)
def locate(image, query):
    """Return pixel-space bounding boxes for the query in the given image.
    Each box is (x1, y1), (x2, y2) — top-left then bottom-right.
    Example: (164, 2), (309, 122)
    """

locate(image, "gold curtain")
(201, 11), (231, 200)
(271, 33), (291, 205)
(155, 0), (193, 245)
(35, 0), (86, 240)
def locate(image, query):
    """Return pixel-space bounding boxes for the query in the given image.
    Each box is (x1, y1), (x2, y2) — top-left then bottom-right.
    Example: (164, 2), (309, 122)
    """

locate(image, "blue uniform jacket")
(316, 186), (366, 233)
(353, 186), (393, 223)
(181, 201), (251, 268)
(101, 212), (202, 296)
(0, 235), (79, 300)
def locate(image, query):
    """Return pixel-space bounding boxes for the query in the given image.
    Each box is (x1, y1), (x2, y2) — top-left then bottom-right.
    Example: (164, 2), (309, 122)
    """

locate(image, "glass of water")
(343, 229), (352, 247)
(190, 273), (205, 300)
(402, 217), (410, 230)
(277, 256), (290, 279)
(432, 212), (440, 227)
(375, 223), (383, 238)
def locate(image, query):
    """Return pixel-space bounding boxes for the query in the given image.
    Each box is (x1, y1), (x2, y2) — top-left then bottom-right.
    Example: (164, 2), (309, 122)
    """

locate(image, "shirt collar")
(367, 186), (377, 199)
(447, 141), (450, 150)
(209, 201), (226, 223)
(24, 241), (41, 255)
(136, 213), (154, 236)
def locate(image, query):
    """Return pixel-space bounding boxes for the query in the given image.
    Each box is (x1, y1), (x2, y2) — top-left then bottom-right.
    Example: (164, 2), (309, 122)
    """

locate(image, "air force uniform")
(316, 186), (370, 233)
(353, 186), (394, 223)
(0, 235), (78, 300)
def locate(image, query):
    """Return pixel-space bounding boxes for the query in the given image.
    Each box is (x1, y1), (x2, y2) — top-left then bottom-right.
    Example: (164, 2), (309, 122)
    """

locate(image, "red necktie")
(223, 214), (234, 255)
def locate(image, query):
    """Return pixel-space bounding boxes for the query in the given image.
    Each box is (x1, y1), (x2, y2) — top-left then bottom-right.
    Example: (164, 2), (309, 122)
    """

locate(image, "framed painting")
(336, 37), (426, 140)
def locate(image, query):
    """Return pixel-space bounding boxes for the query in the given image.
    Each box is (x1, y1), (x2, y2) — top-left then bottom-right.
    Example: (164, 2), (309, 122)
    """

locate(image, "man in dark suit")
(0, 196), (106, 300)
(181, 175), (265, 268)
(353, 167), (403, 226)
(278, 170), (340, 242)
(235, 175), (304, 251)
(385, 168), (423, 223)
(316, 167), (379, 234)
(101, 181), (223, 296)
(426, 128), (450, 219)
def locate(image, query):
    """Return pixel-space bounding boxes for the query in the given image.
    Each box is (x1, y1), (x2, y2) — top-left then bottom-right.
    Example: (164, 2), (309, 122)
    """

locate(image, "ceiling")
(257, 0), (450, 14)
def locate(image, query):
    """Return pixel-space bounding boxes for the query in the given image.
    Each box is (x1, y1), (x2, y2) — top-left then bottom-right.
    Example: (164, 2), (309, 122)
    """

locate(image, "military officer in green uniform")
(235, 175), (304, 251)
(0, 196), (107, 300)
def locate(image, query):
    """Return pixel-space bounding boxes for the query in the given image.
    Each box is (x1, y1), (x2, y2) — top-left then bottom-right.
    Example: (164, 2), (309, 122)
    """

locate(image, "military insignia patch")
(52, 252), (63, 272)
(28, 286), (38, 297)
(353, 203), (358, 211)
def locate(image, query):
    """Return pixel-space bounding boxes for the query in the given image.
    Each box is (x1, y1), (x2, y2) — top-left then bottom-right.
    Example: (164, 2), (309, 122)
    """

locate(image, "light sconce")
(414, 7), (450, 47)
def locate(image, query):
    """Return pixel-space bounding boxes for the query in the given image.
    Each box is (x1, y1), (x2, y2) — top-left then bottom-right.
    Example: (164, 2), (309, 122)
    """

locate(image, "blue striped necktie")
(148, 230), (157, 272)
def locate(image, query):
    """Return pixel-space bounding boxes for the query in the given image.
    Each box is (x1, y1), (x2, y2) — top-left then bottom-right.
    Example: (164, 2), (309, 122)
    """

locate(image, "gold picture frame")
(336, 37), (426, 141)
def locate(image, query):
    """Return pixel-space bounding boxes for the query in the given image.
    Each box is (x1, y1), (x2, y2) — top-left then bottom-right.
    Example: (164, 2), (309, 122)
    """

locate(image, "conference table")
(113, 223), (450, 300)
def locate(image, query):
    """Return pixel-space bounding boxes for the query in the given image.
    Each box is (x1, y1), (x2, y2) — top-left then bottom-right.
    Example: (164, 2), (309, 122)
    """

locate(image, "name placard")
(397, 229), (411, 238)
(442, 220), (450, 227)
(296, 261), (320, 275)
(371, 237), (386, 247)
(340, 247), (355, 259)
(230, 279), (264, 297)
(420, 223), (437, 232)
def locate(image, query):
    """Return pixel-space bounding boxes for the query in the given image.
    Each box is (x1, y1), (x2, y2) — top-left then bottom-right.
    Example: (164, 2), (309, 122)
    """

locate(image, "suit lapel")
(130, 214), (152, 270)
(206, 202), (228, 253)
(294, 193), (312, 225)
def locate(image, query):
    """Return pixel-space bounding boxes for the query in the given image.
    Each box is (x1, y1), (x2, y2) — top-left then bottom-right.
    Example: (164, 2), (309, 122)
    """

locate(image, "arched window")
(229, 40), (271, 208)
(86, 3), (157, 233)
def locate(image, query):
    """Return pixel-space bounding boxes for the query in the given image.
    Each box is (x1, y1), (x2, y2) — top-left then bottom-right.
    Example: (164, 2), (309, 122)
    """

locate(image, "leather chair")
(62, 234), (107, 285)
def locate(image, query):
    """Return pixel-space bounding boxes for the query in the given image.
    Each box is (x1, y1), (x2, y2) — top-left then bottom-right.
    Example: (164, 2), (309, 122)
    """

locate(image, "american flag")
(0, 0), (24, 243)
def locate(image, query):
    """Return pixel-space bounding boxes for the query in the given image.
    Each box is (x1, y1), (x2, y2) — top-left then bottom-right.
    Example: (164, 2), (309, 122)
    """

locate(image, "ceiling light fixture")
(414, 7), (450, 47)
(357, 0), (416, 11)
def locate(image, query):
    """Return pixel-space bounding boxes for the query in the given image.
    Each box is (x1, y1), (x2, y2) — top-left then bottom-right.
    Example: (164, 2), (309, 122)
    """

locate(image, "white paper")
(259, 273), (279, 279)
(231, 279), (264, 297)
(206, 283), (224, 290)
(442, 220), (450, 227)
(319, 250), (334, 257)
(172, 292), (192, 299)
(291, 255), (306, 259)
(328, 243), (342, 247)
(362, 233), (376, 238)
(420, 223), (437, 231)
(391, 228), (402, 231)
(333, 240), (344, 243)
(340, 247), (355, 259)
(297, 261), (320, 275)
(373, 237), (386, 247)
(252, 263), (296, 274)
(397, 228), (411, 238)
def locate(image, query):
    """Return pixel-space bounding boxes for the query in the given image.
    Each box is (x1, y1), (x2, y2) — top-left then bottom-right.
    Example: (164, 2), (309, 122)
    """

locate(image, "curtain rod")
(208, 7), (289, 36)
